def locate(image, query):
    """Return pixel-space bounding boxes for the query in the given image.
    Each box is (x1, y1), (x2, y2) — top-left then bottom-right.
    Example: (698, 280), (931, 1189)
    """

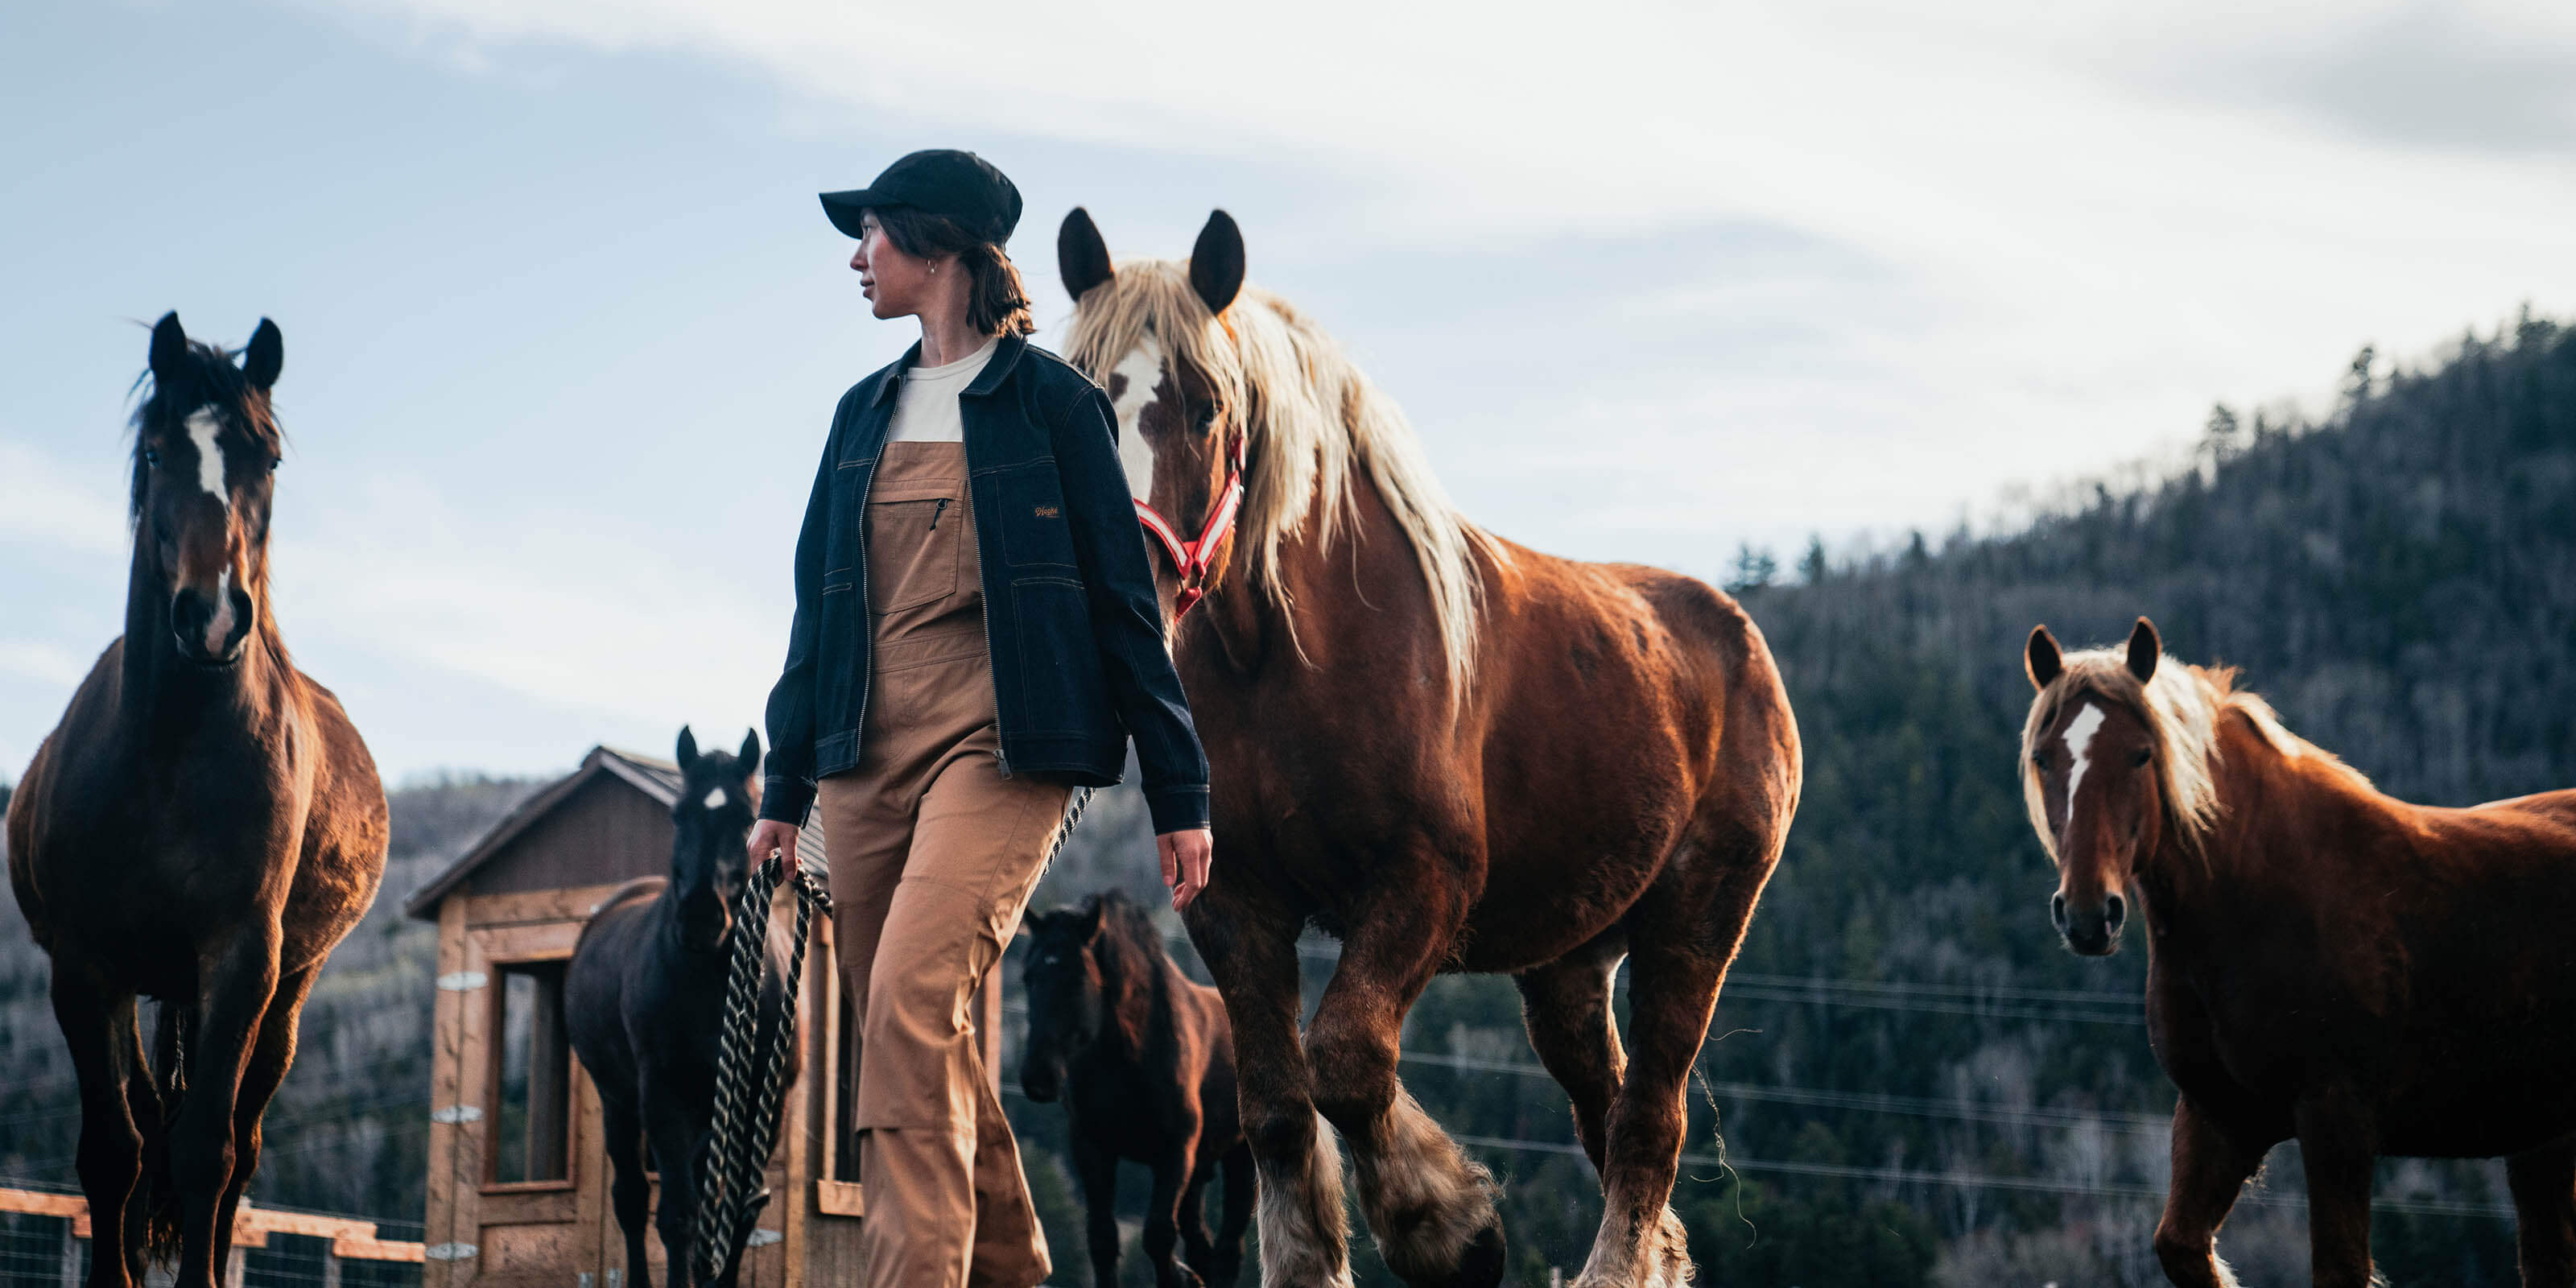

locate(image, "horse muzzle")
(2051, 890), (2127, 956)
(169, 584), (253, 665)
(1018, 1055), (1063, 1103)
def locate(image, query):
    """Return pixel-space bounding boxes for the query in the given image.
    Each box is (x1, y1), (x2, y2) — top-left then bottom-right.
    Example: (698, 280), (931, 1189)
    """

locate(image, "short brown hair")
(869, 205), (1036, 337)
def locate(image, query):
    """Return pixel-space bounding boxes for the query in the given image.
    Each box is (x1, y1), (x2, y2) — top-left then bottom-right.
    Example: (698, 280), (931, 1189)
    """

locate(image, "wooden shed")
(402, 745), (952, 1288)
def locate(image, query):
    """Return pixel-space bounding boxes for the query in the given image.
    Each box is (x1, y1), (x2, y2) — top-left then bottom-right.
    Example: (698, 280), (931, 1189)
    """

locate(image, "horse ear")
(1188, 210), (1245, 317)
(149, 312), (189, 389)
(242, 319), (283, 391)
(1078, 898), (1107, 940)
(737, 728), (761, 774)
(2025, 625), (2062, 691)
(1059, 207), (1113, 305)
(675, 726), (700, 771)
(2126, 617), (2161, 683)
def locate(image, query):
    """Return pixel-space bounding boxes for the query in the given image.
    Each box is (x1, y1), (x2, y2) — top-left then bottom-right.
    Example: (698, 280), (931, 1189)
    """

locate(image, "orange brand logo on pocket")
(1034, 505), (1060, 518)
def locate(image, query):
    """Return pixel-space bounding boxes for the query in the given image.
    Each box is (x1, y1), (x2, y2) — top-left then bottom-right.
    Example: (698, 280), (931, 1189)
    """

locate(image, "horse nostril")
(2103, 893), (2126, 931)
(2050, 892), (2068, 931)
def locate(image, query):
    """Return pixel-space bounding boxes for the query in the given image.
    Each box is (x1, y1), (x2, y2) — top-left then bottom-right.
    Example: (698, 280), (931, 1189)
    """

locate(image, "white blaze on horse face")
(185, 407), (229, 510)
(703, 787), (728, 811)
(1109, 336), (1166, 503)
(2061, 703), (2108, 826)
(205, 568), (235, 654)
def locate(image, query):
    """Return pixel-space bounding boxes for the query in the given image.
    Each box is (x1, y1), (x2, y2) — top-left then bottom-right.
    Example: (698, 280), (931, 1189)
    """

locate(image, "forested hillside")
(1396, 310), (2576, 1287)
(5, 313), (2570, 1286)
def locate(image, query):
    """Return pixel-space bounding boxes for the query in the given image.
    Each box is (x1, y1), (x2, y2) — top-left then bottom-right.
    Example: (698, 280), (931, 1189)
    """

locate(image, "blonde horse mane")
(1063, 260), (1500, 690)
(2021, 648), (2381, 865)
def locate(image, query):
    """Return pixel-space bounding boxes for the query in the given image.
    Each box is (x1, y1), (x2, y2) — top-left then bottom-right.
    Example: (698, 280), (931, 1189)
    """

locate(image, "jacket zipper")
(930, 497), (949, 530)
(959, 400), (1010, 778)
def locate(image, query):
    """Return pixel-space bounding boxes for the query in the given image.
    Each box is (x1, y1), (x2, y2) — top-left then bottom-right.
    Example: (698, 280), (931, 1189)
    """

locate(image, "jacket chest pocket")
(865, 489), (965, 613)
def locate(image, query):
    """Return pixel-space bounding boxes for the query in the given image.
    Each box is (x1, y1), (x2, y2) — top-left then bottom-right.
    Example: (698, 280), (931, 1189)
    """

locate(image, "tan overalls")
(818, 441), (1070, 1288)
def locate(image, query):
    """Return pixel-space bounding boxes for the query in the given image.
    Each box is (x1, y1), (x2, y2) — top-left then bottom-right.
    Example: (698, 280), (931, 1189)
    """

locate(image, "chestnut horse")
(2024, 618), (2576, 1288)
(1059, 210), (1802, 1288)
(1020, 890), (1251, 1288)
(6, 314), (389, 1288)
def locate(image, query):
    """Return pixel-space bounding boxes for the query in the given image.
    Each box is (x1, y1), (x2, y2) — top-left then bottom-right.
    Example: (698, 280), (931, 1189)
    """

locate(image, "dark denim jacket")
(759, 333), (1211, 834)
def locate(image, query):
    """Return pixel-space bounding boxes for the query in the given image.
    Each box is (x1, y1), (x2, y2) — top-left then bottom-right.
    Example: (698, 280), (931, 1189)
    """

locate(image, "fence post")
(322, 1248), (342, 1288)
(226, 1243), (247, 1286)
(59, 1216), (80, 1288)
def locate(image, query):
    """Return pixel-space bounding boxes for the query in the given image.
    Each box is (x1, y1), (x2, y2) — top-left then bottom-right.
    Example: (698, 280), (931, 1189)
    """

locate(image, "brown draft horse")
(1059, 210), (1802, 1288)
(6, 314), (389, 1288)
(2024, 618), (2576, 1288)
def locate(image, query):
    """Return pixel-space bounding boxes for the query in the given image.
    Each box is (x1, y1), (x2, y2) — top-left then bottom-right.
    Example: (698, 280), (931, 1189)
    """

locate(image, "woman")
(746, 149), (1214, 1288)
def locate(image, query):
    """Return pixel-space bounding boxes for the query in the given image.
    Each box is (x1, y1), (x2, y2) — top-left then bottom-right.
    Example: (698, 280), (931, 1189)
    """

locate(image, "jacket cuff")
(758, 775), (815, 827)
(1143, 785), (1211, 835)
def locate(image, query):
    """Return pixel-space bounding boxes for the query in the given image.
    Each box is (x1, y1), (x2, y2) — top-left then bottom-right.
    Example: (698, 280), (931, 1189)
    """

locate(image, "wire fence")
(0, 1189), (423, 1288)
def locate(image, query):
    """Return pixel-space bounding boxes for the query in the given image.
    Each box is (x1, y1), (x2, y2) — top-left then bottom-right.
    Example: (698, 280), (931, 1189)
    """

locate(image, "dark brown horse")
(2025, 618), (2576, 1288)
(6, 314), (389, 1288)
(566, 728), (797, 1288)
(1020, 891), (1251, 1288)
(1059, 211), (1802, 1288)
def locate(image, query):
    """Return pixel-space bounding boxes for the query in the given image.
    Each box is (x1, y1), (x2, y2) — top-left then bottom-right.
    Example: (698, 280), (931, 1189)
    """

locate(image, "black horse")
(1021, 892), (1251, 1288)
(567, 729), (797, 1288)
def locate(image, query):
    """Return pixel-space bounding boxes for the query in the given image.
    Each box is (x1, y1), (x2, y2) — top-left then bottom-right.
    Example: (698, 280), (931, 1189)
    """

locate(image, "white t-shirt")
(886, 336), (1000, 443)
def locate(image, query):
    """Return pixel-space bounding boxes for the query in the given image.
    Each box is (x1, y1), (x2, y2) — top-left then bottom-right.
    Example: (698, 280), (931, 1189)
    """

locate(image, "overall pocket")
(865, 492), (963, 613)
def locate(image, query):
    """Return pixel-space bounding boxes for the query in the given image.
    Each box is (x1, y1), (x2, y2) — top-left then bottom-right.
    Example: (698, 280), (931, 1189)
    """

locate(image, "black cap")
(819, 150), (1022, 246)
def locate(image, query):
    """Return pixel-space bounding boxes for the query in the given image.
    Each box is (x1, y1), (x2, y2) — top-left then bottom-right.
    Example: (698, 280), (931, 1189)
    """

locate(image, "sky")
(3, 0), (2574, 783)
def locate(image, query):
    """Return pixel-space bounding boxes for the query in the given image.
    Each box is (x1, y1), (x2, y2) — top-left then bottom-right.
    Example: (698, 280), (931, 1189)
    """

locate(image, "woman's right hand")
(748, 818), (801, 868)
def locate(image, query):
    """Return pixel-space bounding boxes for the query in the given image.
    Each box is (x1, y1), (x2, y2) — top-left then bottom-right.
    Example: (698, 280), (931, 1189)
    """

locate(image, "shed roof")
(401, 745), (828, 920)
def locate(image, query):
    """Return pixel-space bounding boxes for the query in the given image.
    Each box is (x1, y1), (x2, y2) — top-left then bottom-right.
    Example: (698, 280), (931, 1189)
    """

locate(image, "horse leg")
(1571, 937), (1728, 1288)
(2152, 1096), (2266, 1288)
(50, 959), (145, 1288)
(1208, 1142), (1253, 1288)
(1311, 887), (1503, 1288)
(643, 1097), (700, 1288)
(1070, 1132), (1120, 1288)
(2293, 1090), (2380, 1288)
(601, 1096), (652, 1288)
(216, 967), (316, 1261)
(1513, 939), (1628, 1176)
(2507, 1138), (2576, 1287)
(1185, 890), (1352, 1288)
(1141, 1136), (1206, 1288)
(1176, 1165), (1216, 1282)
(171, 933), (282, 1288)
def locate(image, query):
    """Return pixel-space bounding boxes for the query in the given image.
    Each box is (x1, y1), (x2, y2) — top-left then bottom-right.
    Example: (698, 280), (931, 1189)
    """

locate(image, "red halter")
(1132, 426), (1245, 620)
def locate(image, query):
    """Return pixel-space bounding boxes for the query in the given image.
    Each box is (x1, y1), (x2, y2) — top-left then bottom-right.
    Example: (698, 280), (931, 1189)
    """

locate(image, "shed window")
(490, 961), (572, 1185)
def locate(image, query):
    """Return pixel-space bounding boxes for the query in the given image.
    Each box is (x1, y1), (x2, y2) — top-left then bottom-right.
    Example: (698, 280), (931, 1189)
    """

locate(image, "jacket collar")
(869, 331), (1030, 406)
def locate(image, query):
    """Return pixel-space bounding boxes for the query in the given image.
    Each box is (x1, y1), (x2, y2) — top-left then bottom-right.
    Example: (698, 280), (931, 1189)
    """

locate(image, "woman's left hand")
(1158, 828), (1215, 911)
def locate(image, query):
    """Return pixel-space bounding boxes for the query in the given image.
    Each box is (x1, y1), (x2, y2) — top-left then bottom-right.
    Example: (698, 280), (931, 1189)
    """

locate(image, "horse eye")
(1195, 403), (1219, 431)
(2131, 747), (2153, 767)
(143, 448), (162, 468)
(2030, 750), (2047, 770)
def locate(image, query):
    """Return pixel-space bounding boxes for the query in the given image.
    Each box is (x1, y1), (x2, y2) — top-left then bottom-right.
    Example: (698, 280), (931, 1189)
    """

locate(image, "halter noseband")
(1132, 423), (1245, 620)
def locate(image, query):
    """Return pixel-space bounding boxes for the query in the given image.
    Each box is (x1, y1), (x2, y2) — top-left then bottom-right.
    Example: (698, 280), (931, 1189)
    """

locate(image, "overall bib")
(818, 440), (1070, 1288)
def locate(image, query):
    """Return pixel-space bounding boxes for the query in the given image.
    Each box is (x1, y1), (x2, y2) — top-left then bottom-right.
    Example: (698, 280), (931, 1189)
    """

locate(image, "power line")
(1395, 1049), (2173, 1135)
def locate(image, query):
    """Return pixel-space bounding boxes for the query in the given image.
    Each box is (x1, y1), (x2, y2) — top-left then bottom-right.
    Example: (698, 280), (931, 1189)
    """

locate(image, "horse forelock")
(130, 339), (281, 522)
(1064, 259), (1495, 691)
(2021, 650), (2226, 865)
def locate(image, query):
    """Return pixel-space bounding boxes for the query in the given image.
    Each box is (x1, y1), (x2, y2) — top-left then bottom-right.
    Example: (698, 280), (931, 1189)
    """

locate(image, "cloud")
(0, 440), (128, 558)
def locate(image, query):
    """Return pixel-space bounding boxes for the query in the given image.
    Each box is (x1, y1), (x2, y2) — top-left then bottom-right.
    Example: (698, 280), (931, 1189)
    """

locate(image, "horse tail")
(134, 1001), (192, 1268)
